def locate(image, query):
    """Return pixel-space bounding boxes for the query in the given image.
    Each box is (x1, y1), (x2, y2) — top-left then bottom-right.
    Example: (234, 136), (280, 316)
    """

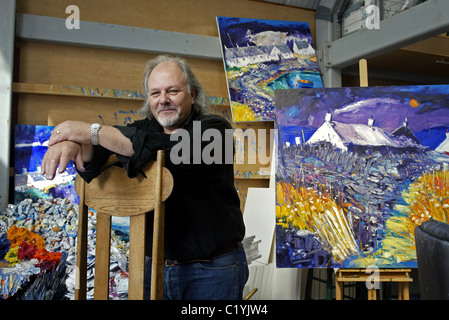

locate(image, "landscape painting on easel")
(274, 85), (449, 268)
(216, 16), (323, 122)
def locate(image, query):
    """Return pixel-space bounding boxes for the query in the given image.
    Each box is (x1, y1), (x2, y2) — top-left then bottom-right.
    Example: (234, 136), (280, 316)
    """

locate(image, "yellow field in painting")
(276, 168), (449, 267)
(381, 169), (448, 260)
(276, 181), (360, 264)
(230, 101), (259, 122)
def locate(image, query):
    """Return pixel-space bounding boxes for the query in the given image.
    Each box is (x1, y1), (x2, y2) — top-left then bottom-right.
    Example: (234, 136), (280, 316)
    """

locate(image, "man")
(41, 55), (248, 300)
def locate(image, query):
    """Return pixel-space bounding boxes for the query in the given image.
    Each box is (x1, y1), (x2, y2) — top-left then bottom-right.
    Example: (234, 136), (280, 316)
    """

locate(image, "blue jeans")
(144, 244), (249, 300)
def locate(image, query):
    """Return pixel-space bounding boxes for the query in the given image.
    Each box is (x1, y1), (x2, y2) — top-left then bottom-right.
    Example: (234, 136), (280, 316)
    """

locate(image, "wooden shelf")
(234, 171), (271, 180)
(12, 82), (230, 106)
(13, 82), (144, 100)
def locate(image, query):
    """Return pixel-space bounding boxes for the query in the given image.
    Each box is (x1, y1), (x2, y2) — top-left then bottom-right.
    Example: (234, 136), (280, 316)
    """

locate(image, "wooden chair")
(74, 150), (173, 300)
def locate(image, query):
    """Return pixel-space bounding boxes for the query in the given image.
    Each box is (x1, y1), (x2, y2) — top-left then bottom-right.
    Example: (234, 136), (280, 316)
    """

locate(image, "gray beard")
(157, 110), (180, 128)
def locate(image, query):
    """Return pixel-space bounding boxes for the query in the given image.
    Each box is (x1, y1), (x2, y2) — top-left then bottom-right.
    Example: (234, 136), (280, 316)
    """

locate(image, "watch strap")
(90, 123), (101, 145)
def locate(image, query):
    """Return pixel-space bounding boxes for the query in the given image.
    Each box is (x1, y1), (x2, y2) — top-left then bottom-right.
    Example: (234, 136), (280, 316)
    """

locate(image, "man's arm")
(42, 120), (135, 180)
(48, 120), (134, 157)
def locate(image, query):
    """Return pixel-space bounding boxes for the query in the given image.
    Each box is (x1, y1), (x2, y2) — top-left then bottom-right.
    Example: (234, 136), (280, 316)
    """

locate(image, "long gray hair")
(140, 55), (210, 118)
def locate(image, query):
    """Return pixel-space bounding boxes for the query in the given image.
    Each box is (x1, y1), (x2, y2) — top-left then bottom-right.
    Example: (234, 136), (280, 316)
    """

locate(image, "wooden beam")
(16, 13), (222, 60)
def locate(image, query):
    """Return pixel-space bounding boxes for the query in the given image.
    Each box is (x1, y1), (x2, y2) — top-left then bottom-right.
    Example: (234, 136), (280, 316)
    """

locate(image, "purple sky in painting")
(216, 16), (314, 48)
(274, 85), (449, 133)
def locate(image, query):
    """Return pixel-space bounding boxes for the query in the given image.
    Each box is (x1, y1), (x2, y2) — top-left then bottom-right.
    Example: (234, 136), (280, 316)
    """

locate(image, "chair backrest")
(415, 218), (449, 300)
(74, 150), (173, 300)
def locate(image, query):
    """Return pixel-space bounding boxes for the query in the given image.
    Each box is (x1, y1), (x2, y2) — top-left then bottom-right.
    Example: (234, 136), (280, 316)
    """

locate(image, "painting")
(216, 16), (323, 122)
(13, 124), (130, 237)
(14, 125), (78, 204)
(274, 85), (449, 268)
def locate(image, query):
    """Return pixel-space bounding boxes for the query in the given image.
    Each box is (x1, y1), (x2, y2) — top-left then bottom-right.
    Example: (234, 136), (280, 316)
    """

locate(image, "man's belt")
(164, 242), (241, 267)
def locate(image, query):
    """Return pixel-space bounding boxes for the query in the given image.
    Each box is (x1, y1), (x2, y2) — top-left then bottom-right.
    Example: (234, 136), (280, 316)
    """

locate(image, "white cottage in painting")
(293, 39), (315, 56)
(306, 112), (424, 152)
(276, 44), (294, 60)
(306, 112), (349, 151)
(260, 45), (280, 62)
(436, 131), (449, 155)
(224, 43), (296, 68)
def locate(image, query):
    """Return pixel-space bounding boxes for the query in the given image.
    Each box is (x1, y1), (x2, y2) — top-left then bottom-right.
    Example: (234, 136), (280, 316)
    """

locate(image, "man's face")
(147, 61), (195, 133)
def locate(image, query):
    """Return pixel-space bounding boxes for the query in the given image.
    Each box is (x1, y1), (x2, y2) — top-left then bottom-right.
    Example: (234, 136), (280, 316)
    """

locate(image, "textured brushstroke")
(275, 85), (449, 268)
(216, 17), (323, 122)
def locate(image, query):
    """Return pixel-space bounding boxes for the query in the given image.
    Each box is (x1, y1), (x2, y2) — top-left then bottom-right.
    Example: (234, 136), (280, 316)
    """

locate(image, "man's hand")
(41, 141), (85, 180)
(49, 120), (92, 146)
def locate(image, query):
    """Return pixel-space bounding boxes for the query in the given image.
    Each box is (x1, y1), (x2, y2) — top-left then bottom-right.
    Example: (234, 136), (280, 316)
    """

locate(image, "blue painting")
(216, 16), (323, 122)
(14, 125), (78, 204)
(274, 85), (449, 268)
(14, 124), (130, 236)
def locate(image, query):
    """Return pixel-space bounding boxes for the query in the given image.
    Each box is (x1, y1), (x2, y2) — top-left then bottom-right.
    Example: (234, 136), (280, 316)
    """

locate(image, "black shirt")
(78, 109), (245, 261)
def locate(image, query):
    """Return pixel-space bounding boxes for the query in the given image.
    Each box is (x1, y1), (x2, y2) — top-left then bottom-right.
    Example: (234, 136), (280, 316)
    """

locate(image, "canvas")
(13, 124), (129, 237)
(14, 124), (78, 204)
(274, 85), (449, 268)
(216, 16), (323, 122)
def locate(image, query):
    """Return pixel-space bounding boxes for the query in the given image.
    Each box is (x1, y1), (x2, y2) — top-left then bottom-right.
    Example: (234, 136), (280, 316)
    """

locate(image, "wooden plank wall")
(13, 0), (316, 211)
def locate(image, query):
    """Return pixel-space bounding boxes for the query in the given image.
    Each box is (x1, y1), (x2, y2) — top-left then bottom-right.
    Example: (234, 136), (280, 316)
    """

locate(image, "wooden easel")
(74, 150), (173, 300)
(335, 268), (413, 300)
(335, 59), (413, 300)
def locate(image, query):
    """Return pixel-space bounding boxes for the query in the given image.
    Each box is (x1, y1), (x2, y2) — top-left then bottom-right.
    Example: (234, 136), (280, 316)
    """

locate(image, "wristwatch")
(90, 123), (101, 145)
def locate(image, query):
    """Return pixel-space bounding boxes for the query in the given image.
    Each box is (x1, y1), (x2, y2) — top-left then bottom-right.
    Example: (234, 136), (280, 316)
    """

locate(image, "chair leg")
(75, 195), (88, 300)
(151, 150), (165, 300)
(94, 212), (111, 300)
(151, 202), (165, 300)
(128, 214), (146, 300)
